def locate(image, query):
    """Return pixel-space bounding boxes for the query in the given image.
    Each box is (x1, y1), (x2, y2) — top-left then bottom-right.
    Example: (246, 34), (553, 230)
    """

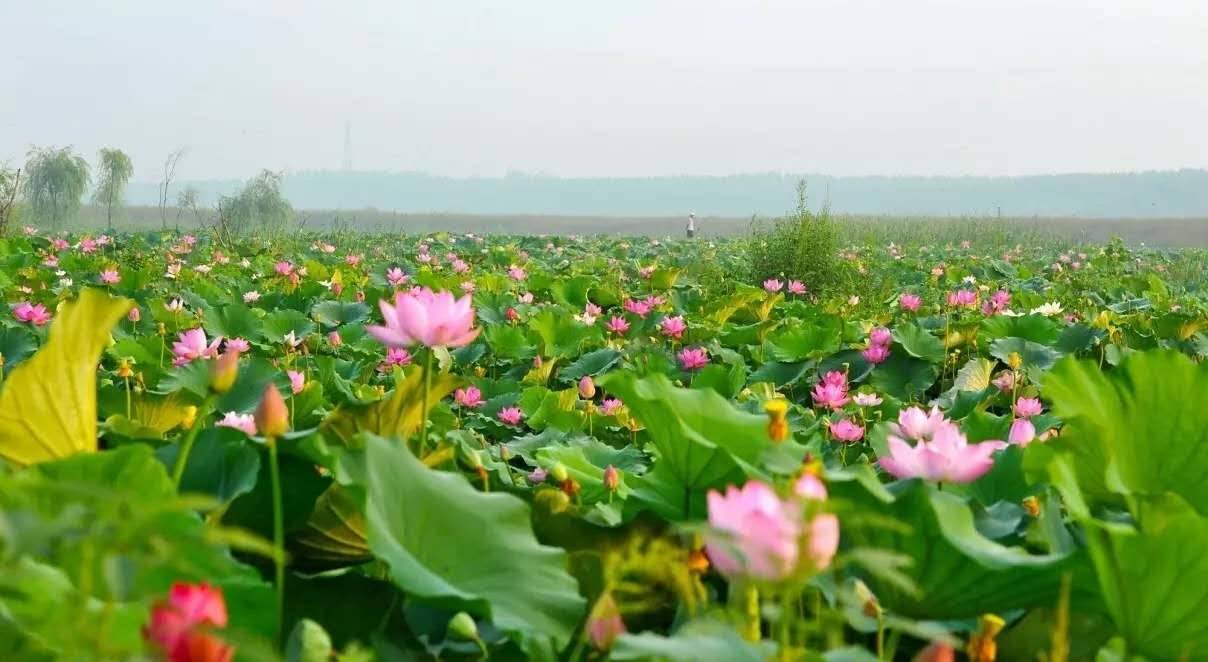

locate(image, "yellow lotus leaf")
(321, 365), (458, 447)
(0, 288), (133, 467)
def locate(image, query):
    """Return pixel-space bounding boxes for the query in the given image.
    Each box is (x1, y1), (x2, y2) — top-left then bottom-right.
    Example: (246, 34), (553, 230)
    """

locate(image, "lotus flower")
(879, 407), (1005, 483)
(386, 267), (409, 287)
(705, 481), (801, 581)
(899, 293), (921, 311)
(225, 337), (250, 354)
(605, 316), (630, 334)
(455, 386), (484, 408)
(144, 582), (233, 662)
(811, 372), (849, 409)
(1008, 418), (1036, 446)
(216, 412), (257, 436)
(788, 280), (807, 295)
(242, 291), (260, 303)
(599, 398), (623, 416)
(368, 288), (480, 349)
(829, 418), (865, 443)
(1014, 397), (1043, 418)
(99, 269), (120, 284)
(623, 299), (651, 318)
(382, 347), (413, 369)
(869, 327), (892, 347)
(982, 290), (1010, 315)
(862, 344), (891, 364)
(659, 315), (687, 340)
(946, 289), (978, 308)
(853, 392), (883, 407)
(763, 279), (783, 293)
(498, 406), (524, 426)
(677, 347), (709, 371)
(12, 301), (52, 326)
(172, 329), (222, 366)
(287, 370), (305, 395)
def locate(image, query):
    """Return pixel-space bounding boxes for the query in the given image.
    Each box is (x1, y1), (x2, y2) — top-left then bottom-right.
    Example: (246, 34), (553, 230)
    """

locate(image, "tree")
(23, 146), (91, 229)
(0, 166), (22, 236)
(218, 170), (292, 236)
(175, 186), (201, 231)
(92, 148), (134, 231)
(157, 148), (185, 230)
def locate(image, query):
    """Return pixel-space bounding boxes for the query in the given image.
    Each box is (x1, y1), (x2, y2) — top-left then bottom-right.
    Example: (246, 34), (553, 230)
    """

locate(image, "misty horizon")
(4, 1), (1207, 185)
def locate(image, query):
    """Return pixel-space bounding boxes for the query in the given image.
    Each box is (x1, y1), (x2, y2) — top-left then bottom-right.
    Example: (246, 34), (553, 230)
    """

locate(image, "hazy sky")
(3, 1), (1207, 182)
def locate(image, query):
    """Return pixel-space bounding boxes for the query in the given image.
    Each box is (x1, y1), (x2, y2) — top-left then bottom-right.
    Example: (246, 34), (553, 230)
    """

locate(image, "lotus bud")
(764, 398), (790, 442)
(327, 331), (343, 347)
(447, 612), (479, 641)
(602, 465), (620, 492)
(209, 351), (240, 394)
(914, 643), (956, 662)
(967, 614), (1005, 662)
(578, 375), (596, 399)
(127, 307), (141, 322)
(255, 384), (290, 439)
(855, 579), (882, 618)
(586, 591), (626, 650)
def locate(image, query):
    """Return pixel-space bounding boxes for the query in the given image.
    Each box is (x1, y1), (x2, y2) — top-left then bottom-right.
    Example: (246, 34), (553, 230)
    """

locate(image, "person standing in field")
(686, 212), (697, 239)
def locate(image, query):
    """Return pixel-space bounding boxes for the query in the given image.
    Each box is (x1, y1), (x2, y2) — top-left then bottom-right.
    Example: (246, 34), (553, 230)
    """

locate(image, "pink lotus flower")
(386, 267), (409, 287)
(586, 592), (626, 650)
(242, 291), (260, 303)
(677, 347), (709, 371)
(659, 315), (687, 340)
(899, 293), (922, 312)
(705, 481), (801, 581)
(287, 370), (305, 395)
(1008, 418), (1036, 446)
(144, 582), (232, 662)
(498, 406), (524, 426)
(788, 280), (807, 295)
(99, 269), (120, 284)
(869, 327), (893, 347)
(1014, 397), (1043, 418)
(623, 299), (652, 318)
(368, 288), (480, 349)
(507, 265), (527, 281)
(225, 337), (250, 354)
(792, 474), (840, 570)
(605, 316), (630, 334)
(216, 412), (257, 436)
(992, 370), (1015, 392)
(829, 419), (865, 443)
(274, 261), (294, 276)
(128, 307), (141, 322)
(452, 258), (470, 273)
(879, 407), (1005, 483)
(172, 329), (222, 366)
(383, 347), (413, 368)
(79, 238), (98, 253)
(599, 398), (623, 416)
(12, 301), (52, 326)
(518, 292), (534, 304)
(345, 254), (362, 266)
(455, 386), (484, 409)
(946, 289), (978, 308)
(862, 344), (891, 365)
(52, 238), (70, 251)
(327, 331), (343, 347)
(638, 265), (656, 279)
(981, 290), (1011, 315)
(853, 392), (883, 407)
(763, 279), (783, 293)
(811, 372), (849, 409)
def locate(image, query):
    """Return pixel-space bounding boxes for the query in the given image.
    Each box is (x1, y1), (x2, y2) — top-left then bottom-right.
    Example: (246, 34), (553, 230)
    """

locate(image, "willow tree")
(92, 148), (134, 230)
(23, 146), (91, 229)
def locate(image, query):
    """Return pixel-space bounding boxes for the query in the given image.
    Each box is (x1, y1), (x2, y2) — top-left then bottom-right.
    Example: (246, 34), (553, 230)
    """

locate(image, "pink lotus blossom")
(811, 372), (849, 409)
(287, 370), (305, 395)
(274, 261), (294, 276)
(1008, 418), (1036, 446)
(518, 292), (534, 304)
(788, 280), (807, 295)
(599, 398), (623, 416)
(79, 238), (98, 253)
(327, 331), (343, 347)
(623, 299), (652, 318)
(869, 327), (893, 347)
(705, 481), (801, 581)
(677, 347), (709, 371)
(383, 347), (413, 368)
(345, 254), (362, 266)
(128, 307), (141, 322)
(586, 592), (626, 650)
(946, 289), (978, 308)
(166, 299), (185, 313)
(763, 279), (783, 293)
(455, 386), (484, 408)
(879, 407), (1005, 483)
(12, 302), (52, 326)
(99, 269), (120, 284)
(452, 258), (470, 273)
(899, 293), (922, 312)
(981, 290), (1011, 316)
(853, 392), (883, 407)
(460, 280), (476, 293)
(172, 329), (221, 366)
(225, 337), (250, 354)
(638, 265), (656, 279)
(507, 265), (527, 281)
(1014, 397), (1043, 418)
(992, 370), (1015, 392)
(216, 412), (257, 436)
(605, 316), (630, 334)
(242, 291), (261, 303)
(42, 255), (59, 267)
(144, 582), (232, 662)
(829, 419), (865, 443)
(862, 344), (891, 364)
(386, 267), (409, 287)
(498, 406), (524, 426)
(368, 288), (480, 349)
(659, 315), (687, 340)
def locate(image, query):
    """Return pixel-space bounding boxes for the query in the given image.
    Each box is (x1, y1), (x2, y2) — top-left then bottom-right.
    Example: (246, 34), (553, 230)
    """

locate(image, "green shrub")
(745, 180), (840, 294)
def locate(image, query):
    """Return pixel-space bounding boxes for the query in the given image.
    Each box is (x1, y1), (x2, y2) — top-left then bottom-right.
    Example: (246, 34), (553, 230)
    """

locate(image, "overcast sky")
(3, 1), (1207, 182)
